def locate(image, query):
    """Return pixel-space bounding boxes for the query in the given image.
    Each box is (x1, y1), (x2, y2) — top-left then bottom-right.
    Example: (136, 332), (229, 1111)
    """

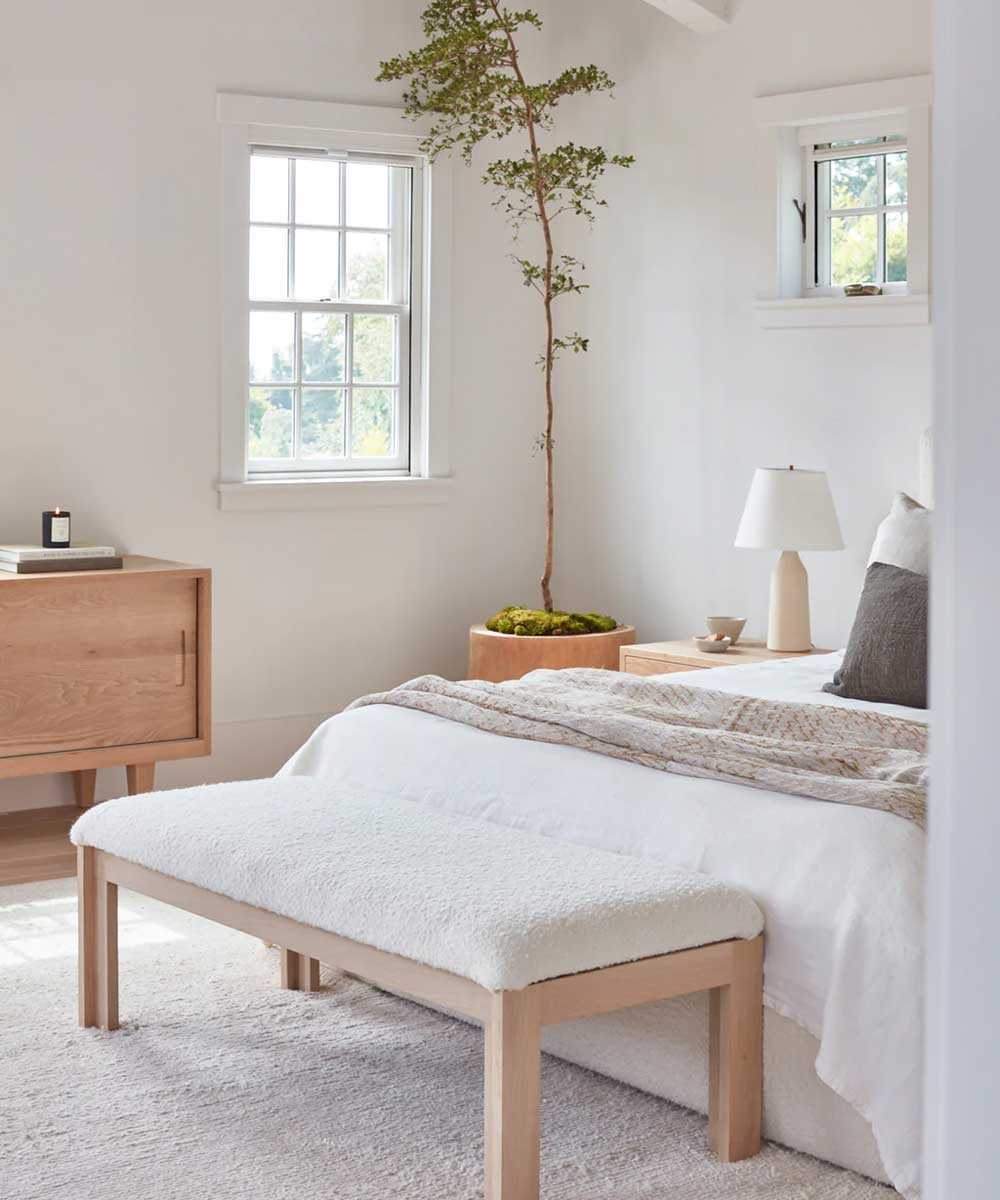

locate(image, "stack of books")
(0, 545), (124, 574)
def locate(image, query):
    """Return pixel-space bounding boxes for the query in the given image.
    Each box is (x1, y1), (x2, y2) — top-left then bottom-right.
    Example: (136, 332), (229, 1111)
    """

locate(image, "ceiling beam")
(640, 0), (729, 33)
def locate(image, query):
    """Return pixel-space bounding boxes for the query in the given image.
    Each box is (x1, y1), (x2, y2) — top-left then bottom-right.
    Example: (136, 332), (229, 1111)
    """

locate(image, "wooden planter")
(468, 624), (636, 683)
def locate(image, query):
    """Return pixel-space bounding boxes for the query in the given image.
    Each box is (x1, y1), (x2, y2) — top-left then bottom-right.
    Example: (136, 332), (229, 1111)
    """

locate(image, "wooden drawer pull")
(175, 630), (186, 686)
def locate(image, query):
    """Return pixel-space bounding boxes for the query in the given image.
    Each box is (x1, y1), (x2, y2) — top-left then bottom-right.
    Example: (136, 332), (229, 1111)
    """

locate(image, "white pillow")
(868, 493), (930, 576)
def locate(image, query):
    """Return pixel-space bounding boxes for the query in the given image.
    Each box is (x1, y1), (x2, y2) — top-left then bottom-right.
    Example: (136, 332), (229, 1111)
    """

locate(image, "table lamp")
(735, 467), (843, 652)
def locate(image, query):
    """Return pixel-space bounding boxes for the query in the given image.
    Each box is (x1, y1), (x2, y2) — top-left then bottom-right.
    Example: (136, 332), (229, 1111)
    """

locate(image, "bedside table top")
(0, 556), (209, 585)
(622, 638), (833, 670)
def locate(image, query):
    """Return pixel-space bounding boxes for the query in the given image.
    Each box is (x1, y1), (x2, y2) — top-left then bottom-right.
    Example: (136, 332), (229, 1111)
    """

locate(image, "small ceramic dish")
(694, 635), (732, 653)
(706, 616), (746, 644)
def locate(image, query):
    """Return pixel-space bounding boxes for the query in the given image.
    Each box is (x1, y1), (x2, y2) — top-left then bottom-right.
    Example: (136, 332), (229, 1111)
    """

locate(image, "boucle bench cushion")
(71, 778), (763, 991)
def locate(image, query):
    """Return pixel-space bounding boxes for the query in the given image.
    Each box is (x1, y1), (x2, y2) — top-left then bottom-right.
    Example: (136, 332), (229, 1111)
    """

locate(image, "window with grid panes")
(247, 149), (415, 473)
(809, 134), (908, 291)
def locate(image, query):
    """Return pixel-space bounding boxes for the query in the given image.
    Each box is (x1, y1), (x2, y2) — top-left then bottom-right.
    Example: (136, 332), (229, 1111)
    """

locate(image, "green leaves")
(377, 1), (634, 373)
(486, 144), (635, 231)
(550, 255), (587, 299)
(537, 332), (589, 371)
(512, 256), (545, 292)
(377, 3), (538, 164)
(514, 254), (587, 302)
(553, 333), (589, 356)
(377, 4), (628, 168)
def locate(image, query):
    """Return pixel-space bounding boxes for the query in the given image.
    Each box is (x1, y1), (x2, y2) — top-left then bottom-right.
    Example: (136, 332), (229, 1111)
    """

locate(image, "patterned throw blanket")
(349, 669), (928, 829)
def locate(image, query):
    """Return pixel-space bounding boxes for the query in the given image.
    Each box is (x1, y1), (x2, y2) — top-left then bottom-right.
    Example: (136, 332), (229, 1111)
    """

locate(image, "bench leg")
(302, 956), (320, 991)
(708, 934), (763, 1162)
(484, 988), (541, 1200)
(280, 949), (320, 992)
(78, 847), (120, 1031)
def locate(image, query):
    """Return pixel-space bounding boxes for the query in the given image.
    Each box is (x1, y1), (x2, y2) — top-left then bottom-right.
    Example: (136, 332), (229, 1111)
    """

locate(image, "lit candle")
(42, 508), (71, 548)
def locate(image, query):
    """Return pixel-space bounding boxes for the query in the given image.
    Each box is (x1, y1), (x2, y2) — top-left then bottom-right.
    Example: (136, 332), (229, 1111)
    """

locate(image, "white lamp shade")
(735, 468), (844, 551)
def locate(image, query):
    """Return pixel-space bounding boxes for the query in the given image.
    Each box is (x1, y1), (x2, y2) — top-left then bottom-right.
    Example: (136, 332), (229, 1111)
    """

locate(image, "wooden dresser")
(0, 556), (211, 807)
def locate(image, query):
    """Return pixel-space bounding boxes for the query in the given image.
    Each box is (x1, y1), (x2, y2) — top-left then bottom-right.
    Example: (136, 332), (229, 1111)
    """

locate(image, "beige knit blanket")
(349, 669), (928, 829)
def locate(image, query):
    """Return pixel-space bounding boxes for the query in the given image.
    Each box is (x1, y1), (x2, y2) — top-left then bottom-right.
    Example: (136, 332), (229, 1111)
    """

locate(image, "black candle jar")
(42, 509), (71, 548)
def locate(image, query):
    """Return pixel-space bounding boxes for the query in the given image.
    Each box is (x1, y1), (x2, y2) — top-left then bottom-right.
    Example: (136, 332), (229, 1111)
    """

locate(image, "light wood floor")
(0, 806), (78, 886)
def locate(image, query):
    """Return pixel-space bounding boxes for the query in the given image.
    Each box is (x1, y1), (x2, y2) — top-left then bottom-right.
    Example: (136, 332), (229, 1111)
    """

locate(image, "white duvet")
(282, 652), (925, 1198)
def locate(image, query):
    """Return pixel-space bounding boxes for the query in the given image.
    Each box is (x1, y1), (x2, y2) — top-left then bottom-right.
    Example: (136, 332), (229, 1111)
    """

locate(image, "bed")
(281, 650), (925, 1198)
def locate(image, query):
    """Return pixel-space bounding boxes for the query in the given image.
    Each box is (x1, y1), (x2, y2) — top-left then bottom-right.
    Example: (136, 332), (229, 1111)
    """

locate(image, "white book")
(0, 544), (117, 562)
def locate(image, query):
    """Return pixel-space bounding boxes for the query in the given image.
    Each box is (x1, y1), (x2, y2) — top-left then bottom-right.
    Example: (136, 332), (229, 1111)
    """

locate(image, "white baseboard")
(0, 712), (332, 813)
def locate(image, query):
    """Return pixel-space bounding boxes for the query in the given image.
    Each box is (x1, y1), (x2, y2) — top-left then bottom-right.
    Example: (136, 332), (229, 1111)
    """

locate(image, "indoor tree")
(379, 1), (633, 619)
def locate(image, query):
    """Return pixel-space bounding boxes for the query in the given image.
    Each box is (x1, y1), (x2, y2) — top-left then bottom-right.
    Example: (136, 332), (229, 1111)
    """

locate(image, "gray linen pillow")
(823, 562), (928, 709)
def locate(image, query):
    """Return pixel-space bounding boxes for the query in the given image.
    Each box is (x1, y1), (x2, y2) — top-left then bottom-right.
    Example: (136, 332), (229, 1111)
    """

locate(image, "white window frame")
(217, 94), (452, 510)
(754, 76), (931, 329)
(804, 119), (909, 297)
(248, 146), (414, 475)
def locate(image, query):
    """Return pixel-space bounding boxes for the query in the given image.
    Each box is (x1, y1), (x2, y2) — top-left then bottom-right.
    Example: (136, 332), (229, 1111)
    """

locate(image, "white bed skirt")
(542, 995), (889, 1185)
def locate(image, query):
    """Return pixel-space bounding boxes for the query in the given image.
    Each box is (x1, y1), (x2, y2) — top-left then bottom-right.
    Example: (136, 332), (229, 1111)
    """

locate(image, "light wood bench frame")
(79, 846), (764, 1200)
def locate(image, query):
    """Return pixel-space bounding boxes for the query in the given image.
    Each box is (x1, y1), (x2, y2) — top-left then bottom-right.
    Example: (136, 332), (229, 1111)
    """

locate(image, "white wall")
(0, 0), (930, 810)
(924, 0), (1000, 1193)
(535, 0), (932, 649)
(0, 0), (546, 808)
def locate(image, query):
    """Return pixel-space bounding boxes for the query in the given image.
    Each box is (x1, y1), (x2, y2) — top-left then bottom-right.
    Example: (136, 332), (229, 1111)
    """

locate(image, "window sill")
(755, 293), (929, 329)
(217, 475), (453, 512)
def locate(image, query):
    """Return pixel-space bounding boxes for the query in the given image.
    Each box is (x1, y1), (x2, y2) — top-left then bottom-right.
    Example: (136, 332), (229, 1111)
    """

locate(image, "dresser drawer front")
(622, 655), (706, 677)
(0, 575), (199, 758)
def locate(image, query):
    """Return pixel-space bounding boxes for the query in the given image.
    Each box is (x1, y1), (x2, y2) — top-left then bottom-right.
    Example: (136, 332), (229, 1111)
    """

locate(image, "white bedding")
(282, 652), (925, 1198)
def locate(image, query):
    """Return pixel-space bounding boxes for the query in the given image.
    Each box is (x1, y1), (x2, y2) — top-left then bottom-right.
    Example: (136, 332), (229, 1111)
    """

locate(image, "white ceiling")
(640, 0), (729, 33)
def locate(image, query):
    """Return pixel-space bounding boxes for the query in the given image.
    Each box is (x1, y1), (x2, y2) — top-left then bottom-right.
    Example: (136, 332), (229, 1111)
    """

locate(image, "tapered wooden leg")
(72, 769), (97, 808)
(280, 950), (320, 991)
(485, 988), (541, 1200)
(77, 847), (120, 1031)
(126, 763), (156, 795)
(708, 934), (764, 1162)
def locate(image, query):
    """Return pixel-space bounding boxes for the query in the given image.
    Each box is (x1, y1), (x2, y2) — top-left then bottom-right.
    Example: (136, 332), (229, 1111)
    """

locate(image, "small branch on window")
(792, 199), (807, 244)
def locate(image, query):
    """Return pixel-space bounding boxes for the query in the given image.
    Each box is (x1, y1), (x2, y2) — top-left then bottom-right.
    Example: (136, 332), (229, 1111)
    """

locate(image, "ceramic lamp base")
(767, 551), (812, 652)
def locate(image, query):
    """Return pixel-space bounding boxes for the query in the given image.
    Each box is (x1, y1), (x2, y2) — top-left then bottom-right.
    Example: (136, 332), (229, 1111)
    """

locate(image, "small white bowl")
(706, 616), (747, 644)
(694, 635), (732, 653)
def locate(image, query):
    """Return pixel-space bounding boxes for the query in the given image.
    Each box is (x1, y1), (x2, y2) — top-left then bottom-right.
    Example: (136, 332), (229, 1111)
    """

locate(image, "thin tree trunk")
(541, 288), (555, 613)
(495, 4), (557, 612)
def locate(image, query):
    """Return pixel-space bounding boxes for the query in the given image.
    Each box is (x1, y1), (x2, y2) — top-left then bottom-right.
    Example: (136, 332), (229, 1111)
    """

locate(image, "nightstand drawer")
(621, 654), (705, 677)
(0, 574), (199, 758)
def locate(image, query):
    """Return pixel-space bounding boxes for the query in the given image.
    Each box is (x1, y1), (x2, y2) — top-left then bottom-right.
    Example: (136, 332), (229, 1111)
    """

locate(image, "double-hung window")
(247, 147), (418, 475)
(219, 95), (452, 507)
(808, 132), (908, 293)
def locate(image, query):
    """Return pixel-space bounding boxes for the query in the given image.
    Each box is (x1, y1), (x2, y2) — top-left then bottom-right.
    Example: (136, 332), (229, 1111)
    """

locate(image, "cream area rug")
(0, 880), (895, 1200)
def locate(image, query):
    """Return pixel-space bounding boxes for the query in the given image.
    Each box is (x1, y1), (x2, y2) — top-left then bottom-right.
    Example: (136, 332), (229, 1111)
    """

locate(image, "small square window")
(812, 135), (908, 291)
(752, 75), (929, 324)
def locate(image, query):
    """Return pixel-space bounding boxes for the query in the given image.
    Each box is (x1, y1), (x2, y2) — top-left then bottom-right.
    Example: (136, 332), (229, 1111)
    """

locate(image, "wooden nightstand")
(0, 556), (211, 884)
(620, 638), (832, 676)
(0, 556), (211, 804)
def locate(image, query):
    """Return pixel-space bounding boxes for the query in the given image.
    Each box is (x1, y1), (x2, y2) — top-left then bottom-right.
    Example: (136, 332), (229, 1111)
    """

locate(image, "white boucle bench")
(72, 778), (765, 1199)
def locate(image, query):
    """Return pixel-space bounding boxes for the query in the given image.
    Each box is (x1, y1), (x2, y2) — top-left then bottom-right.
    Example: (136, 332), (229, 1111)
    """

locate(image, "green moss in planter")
(485, 607), (618, 637)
